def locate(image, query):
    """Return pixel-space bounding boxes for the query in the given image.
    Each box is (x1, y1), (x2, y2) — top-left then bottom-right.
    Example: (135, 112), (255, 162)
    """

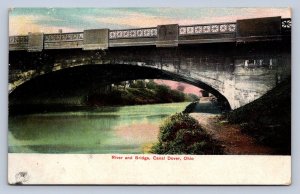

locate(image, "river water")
(8, 102), (190, 154)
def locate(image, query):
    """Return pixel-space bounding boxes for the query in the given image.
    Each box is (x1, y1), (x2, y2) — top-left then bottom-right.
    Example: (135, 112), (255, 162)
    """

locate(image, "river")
(8, 102), (190, 154)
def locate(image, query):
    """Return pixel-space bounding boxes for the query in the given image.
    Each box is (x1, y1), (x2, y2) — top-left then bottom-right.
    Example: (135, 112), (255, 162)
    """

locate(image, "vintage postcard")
(8, 8), (291, 185)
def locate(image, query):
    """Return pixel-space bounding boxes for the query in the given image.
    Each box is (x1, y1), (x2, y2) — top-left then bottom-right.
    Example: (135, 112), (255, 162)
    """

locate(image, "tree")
(146, 80), (157, 89)
(155, 84), (171, 102)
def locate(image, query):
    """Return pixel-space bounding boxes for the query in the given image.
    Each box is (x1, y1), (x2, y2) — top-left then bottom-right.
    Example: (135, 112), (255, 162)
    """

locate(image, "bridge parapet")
(109, 27), (158, 39)
(9, 35), (28, 50)
(44, 32), (83, 49)
(179, 22), (236, 35)
(28, 33), (44, 52)
(83, 29), (109, 50)
(9, 17), (291, 51)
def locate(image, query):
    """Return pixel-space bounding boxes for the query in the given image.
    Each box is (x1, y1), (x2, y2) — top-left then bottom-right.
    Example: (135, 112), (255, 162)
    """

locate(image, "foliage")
(145, 80), (156, 89)
(86, 80), (200, 106)
(130, 80), (146, 88)
(154, 84), (171, 102)
(151, 113), (223, 154)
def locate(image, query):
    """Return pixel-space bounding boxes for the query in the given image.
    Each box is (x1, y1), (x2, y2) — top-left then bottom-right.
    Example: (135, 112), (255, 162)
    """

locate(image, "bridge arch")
(9, 64), (231, 111)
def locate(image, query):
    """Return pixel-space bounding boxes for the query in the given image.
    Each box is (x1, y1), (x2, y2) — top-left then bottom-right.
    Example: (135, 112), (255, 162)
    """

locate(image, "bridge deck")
(9, 17), (291, 51)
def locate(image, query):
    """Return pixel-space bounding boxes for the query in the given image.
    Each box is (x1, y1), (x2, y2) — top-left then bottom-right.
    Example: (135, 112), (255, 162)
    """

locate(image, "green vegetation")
(86, 80), (199, 106)
(151, 113), (223, 154)
(224, 78), (291, 154)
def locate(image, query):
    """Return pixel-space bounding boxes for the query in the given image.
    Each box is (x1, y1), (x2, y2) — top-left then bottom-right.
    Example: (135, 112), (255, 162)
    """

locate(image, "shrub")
(151, 113), (223, 154)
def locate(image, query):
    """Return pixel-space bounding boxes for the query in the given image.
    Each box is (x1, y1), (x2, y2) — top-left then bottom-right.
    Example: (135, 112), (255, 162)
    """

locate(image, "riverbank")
(86, 86), (198, 107)
(10, 80), (199, 115)
(187, 79), (291, 155)
(224, 78), (291, 155)
(150, 98), (274, 155)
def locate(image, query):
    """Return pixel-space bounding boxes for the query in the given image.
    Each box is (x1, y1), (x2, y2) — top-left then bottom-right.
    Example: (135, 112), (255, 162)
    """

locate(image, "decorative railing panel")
(109, 28), (157, 39)
(44, 32), (84, 42)
(179, 23), (236, 36)
(43, 32), (84, 49)
(281, 18), (291, 29)
(9, 36), (29, 44)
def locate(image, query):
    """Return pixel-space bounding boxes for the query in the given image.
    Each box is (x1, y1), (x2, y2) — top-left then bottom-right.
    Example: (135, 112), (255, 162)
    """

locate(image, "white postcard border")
(8, 154), (291, 185)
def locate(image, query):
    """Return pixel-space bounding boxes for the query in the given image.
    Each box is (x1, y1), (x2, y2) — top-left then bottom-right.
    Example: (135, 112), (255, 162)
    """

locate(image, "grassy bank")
(224, 78), (291, 154)
(151, 113), (223, 154)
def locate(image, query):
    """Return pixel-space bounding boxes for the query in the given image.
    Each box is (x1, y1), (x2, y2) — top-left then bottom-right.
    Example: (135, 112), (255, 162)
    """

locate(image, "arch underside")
(9, 64), (232, 111)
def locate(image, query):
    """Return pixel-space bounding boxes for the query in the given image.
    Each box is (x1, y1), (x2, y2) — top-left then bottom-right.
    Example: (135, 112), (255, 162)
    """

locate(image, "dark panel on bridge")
(156, 24), (178, 47)
(179, 33), (236, 44)
(28, 33), (44, 52)
(236, 17), (281, 42)
(83, 29), (109, 50)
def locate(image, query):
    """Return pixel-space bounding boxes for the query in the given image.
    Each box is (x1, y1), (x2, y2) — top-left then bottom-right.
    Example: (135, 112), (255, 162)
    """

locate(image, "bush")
(151, 113), (223, 154)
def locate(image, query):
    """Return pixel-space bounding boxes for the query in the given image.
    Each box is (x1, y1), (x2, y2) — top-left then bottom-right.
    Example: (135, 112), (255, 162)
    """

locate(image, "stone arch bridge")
(9, 17), (291, 110)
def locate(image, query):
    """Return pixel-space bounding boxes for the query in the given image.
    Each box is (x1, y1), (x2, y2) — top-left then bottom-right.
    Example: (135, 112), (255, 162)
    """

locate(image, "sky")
(155, 80), (201, 96)
(9, 7), (291, 35)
